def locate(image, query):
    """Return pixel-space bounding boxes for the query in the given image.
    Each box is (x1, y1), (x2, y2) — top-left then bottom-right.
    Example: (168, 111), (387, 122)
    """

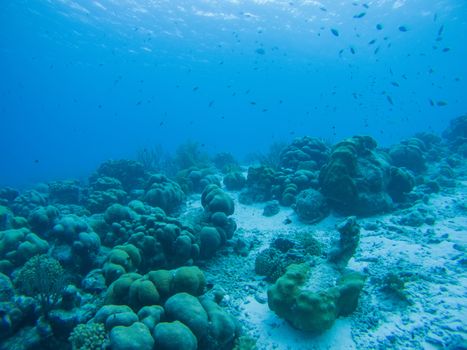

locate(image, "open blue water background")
(1, 0), (466, 188)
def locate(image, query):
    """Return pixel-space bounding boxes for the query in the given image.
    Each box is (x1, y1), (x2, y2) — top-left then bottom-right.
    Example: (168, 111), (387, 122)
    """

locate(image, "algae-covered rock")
(328, 216), (360, 267)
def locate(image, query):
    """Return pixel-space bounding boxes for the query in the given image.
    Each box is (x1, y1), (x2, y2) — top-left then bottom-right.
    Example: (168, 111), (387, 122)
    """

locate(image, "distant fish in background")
(350, 46), (356, 54)
(398, 26), (409, 32)
(442, 48), (451, 52)
(208, 100), (214, 107)
(386, 95), (394, 105)
(368, 39), (377, 45)
(353, 12), (366, 18)
(193, 86), (199, 91)
(376, 23), (384, 30)
(438, 25), (445, 36)
(436, 100), (448, 106)
(429, 99), (435, 106)
(391, 81), (400, 87)
(255, 48), (265, 55)
(330, 28), (340, 37)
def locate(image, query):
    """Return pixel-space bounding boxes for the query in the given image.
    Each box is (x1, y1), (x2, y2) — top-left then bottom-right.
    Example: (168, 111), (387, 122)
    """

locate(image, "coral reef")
(268, 264), (365, 332)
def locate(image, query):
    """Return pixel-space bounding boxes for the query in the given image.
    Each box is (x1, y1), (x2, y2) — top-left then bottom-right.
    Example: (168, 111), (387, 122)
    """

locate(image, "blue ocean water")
(1, 0), (466, 188)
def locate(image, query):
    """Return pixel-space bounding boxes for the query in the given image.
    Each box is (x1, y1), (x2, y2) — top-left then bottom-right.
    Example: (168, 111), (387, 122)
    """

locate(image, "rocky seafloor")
(0, 115), (466, 350)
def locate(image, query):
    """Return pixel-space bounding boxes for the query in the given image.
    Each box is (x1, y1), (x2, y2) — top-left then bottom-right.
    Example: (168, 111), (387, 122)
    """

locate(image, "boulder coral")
(294, 189), (329, 223)
(279, 136), (330, 171)
(0, 228), (49, 274)
(104, 266), (206, 311)
(389, 138), (427, 173)
(268, 264), (365, 333)
(319, 135), (393, 215)
(144, 174), (185, 214)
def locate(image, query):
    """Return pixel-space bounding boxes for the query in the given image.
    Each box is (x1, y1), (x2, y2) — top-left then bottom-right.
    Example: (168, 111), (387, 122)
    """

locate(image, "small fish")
(255, 48), (265, 55)
(193, 86), (199, 91)
(387, 95), (394, 105)
(398, 26), (408, 32)
(350, 46), (356, 54)
(429, 99), (435, 106)
(434, 13), (438, 22)
(436, 100), (448, 106)
(353, 12), (366, 18)
(438, 25), (445, 36)
(330, 28), (340, 37)
(250, 101), (256, 105)
(363, 4), (369, 9)
(319, 6), (327, 12)
(262, 109), (268, 112)
(376, 23), (383, 30)
(391, 81), (400, 87)
(368, 39), (377, 45)
(34, 159), (39, 164)
(442, 47), (450, 52)
(208, 100), (214, 107)
(374, 46), (381, 54)
(435, 37), (443, 42)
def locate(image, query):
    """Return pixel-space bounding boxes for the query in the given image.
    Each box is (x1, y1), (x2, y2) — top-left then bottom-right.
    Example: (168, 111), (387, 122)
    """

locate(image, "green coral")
(233, 335), (257, 350)
(15, 254), (66, 318)
(69, 323), (107, 350)
(267, 264), (364, 333)
(103, 244), (141, 283)
(153, 321), (198, 350)
(105, 266), (205, 311)
(201, 184), (234, 216)
(0, 227), (49, 273)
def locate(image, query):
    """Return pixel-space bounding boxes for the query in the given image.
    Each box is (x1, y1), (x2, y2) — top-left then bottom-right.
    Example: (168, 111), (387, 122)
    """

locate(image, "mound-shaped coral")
(104, 266), (206, 311)
(144, 174), (185, 214)
(279, 136), (330, 171)
(319, 135), (393, 215)
(268, 264), (364, 332)
(201, 184), (234, 216)
(294, 189), (329, 223)
(389, 138), (427, 173)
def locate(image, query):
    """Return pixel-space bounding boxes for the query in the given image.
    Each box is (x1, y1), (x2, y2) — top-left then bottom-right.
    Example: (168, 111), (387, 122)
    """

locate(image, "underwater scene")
(0, 0), (466, 349)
